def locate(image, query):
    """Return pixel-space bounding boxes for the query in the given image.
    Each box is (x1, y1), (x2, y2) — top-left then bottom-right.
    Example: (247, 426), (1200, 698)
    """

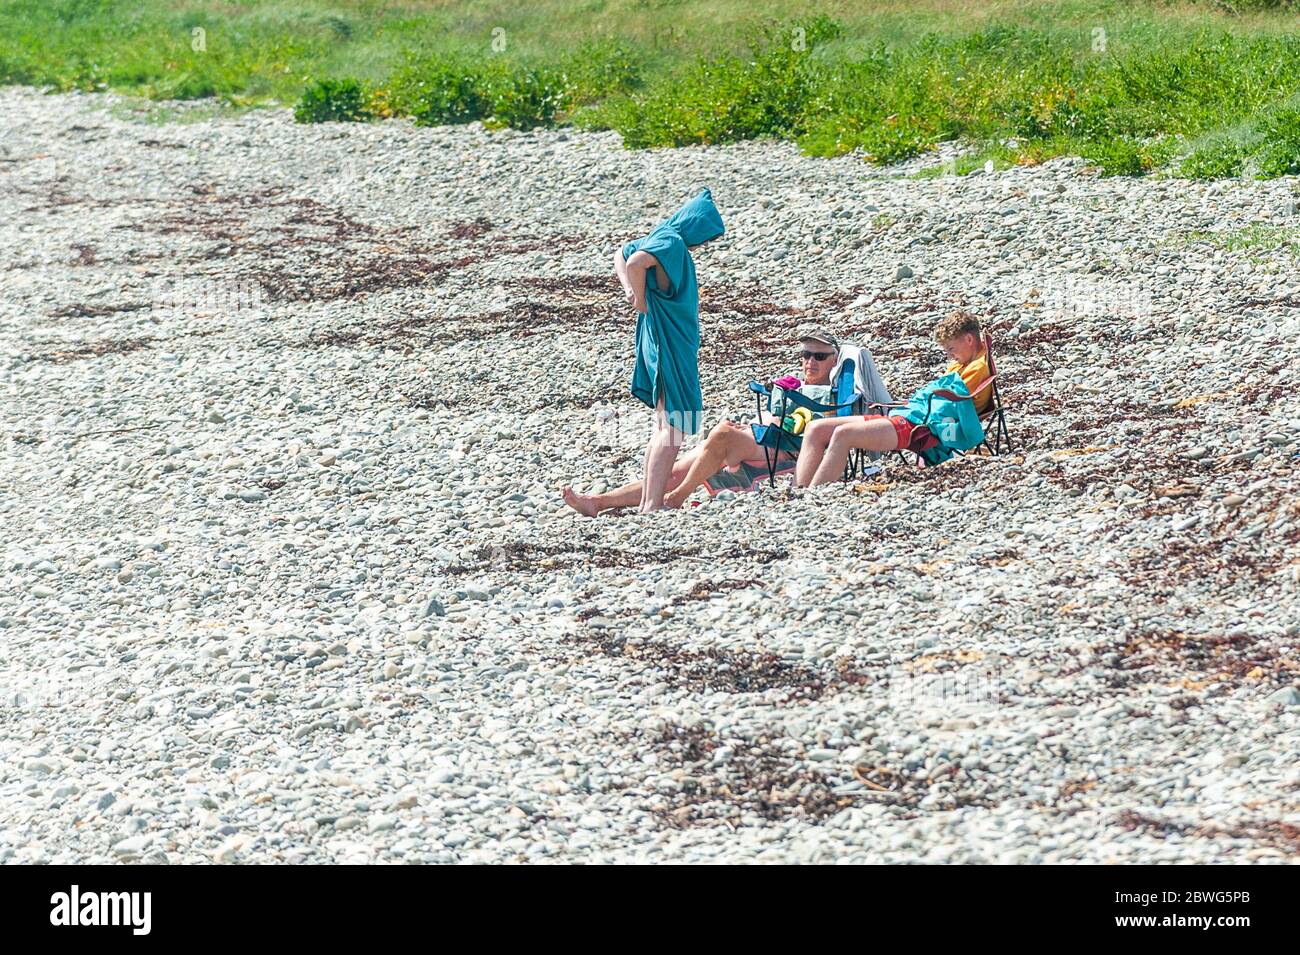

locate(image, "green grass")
(6, 1), (1300, 177)
(910, 147), (1020, 179)
(1185, 223), (1300, 257)
(102, 97), (258, 125)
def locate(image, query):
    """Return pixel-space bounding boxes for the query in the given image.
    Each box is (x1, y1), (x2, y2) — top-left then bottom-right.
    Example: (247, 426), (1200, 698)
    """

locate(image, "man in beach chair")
(732, 330), (893, 490)
(562, 327), (883, 516)
(794, 311), (995, 487)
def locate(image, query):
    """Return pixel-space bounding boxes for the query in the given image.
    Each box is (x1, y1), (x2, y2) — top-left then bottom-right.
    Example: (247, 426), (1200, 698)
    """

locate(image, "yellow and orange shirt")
(945, 347), (993, 416)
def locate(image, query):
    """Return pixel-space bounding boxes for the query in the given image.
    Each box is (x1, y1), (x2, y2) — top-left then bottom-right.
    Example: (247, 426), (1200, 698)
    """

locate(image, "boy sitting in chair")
(562, 328), (848, 517)
(795, 310), (992, 487)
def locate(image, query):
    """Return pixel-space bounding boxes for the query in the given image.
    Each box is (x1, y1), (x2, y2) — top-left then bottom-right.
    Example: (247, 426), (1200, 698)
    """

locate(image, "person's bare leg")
(640, 400), (684, 512)
(562, 453), (697, 517)
(809, 418), (899, 486)
(664, 421), (759, 508)
(797, 417), (897, 486)
(635, 426), (653, 511)
(794, 417), (839, 487)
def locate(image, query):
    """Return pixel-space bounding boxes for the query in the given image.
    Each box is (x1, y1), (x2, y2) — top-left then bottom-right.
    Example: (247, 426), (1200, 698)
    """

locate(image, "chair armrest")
(775, 388), (847, 415)
(754, 381), (858, 416)
(933, 375), (998, 404)
(865, 401), (906, 411)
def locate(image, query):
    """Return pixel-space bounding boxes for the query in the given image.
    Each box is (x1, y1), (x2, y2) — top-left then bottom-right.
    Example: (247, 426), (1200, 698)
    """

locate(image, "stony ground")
(1, 87), (1298, 864)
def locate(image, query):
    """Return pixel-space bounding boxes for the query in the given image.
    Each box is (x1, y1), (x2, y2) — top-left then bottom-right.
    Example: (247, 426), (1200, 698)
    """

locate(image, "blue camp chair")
(747, 357), (870, 486)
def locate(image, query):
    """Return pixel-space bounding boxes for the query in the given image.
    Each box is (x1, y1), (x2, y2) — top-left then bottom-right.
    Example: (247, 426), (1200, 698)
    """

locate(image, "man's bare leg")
(802, 417), (899, 487)
(640, 400), (685, 513)
(562, 454), (697, 517)
(663, 421), (761, 508)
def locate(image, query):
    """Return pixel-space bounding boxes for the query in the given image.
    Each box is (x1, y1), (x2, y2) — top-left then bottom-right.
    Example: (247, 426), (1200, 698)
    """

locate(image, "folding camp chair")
(747, 357), (871, 486)
(872, 333), (1012, 466)
(973, 333), (1011, 454)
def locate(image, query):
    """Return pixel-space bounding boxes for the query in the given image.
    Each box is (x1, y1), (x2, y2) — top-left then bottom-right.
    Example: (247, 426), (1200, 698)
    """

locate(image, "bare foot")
(561, 486), (600, 518)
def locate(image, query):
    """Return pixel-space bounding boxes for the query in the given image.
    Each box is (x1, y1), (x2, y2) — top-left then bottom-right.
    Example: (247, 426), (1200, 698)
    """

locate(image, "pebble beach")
(1, 87), (1298, 863)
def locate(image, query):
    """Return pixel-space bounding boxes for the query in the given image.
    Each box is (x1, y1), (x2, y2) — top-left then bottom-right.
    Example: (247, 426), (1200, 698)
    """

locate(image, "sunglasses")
(800, 350), (834, 361)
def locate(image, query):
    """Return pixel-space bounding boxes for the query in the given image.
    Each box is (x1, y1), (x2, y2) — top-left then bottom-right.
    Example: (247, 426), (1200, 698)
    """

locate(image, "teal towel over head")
(623, 189), (725, 435)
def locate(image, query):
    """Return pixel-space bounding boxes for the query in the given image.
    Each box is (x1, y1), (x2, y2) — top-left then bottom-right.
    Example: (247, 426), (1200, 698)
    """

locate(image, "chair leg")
(843, 448), (863, 482)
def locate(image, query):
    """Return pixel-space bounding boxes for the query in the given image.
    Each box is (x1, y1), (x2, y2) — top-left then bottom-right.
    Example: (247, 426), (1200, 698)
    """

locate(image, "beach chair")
(972, 333), (1011, 454)
(873, 333), (1012, 464)
(747, 356), (871, 486)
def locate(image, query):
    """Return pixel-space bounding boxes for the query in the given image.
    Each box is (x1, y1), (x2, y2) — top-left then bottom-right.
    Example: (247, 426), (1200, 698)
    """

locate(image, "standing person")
(613, 189), (725, 512)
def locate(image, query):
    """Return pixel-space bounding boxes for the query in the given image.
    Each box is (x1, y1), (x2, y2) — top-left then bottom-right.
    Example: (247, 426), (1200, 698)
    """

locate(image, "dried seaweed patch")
(579, 632), (828, 698)
(1117, 810), (1300, 853)
(637, 723), (854, 826)
(666, 578), (762, 607)
(50, 302), (149, 318)
(27, 336), (158, 364)
(443, 541), (788, 575)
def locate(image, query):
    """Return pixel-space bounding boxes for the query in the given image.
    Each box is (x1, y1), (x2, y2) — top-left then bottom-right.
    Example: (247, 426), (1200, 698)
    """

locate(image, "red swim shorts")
(862, 414), (939, 453)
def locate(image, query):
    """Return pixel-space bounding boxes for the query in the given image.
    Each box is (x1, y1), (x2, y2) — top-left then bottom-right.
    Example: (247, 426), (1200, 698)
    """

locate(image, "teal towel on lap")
(623, 189), (725, 435)
(888, 372), (986, 467)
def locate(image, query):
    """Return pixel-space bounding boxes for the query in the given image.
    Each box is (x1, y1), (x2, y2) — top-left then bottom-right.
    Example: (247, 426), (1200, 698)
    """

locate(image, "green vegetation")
(294, 77), (368, 122)
(6, 1), (1300, 177)
(1254, 106), (1300, 176)
(1184, 223), (1300, 258)
(911, 150), (1018, 180)
(1178, 137), (1251, 179)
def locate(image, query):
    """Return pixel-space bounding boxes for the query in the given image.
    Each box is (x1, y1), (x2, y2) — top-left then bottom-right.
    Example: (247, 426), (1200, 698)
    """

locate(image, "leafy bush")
(559, 39), (643, 102)
(1254, 107), (1300, 177)
(593, 16), (841, 148)
(393, 57), (573, 130)
(1082, 136), (1177, 176)
(482, 64), (571, 129)
(293, 77), (371, 123)
(401, 59), (487, 126)
(1178, 139), (1248, 179)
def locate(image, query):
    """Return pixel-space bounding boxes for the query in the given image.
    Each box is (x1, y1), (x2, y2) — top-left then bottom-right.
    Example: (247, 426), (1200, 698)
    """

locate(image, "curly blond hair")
(933, 310), (982, 344)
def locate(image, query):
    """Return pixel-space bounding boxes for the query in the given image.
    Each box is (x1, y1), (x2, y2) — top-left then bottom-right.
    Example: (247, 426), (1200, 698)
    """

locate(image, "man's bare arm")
(613, 248), (633, 301)
(627, 251), (669, 291)
(624, 250), (672, 313)
(624, 256), (648, 314)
